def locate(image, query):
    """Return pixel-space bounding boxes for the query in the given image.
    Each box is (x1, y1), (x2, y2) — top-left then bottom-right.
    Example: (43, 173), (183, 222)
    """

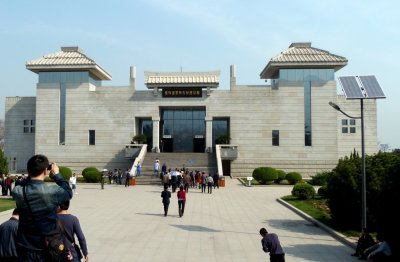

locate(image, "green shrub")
(253, 167), (278, 185)
(252, 167), (278, 184)
(309, 171), (332, 186)
(286, 172), (302, 185)
(291, 183), (316, 199)
(82, 167), (101, 183)
(279, 179), (290, 185)
(262, 167), (278, 184)
(59, 166), (72, 181)
(275, 169), (286, 183)
(252, 167), (264, 182)
(317, 186), (328, 198)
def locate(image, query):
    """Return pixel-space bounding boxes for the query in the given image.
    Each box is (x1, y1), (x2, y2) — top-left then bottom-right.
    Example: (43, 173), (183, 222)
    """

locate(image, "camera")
(47, 164), (52, 170)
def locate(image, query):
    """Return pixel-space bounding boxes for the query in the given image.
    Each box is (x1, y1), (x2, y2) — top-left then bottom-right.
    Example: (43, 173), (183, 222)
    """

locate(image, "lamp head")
(329, 101), (341, 111)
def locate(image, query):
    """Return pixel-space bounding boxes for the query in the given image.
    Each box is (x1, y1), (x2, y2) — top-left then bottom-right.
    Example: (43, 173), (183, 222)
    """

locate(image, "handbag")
(73, 243), (84, 260)
(23, 184), (72, 262)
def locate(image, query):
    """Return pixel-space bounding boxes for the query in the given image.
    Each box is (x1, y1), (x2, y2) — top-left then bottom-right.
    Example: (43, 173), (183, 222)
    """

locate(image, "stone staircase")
(135, 152), (218, 185)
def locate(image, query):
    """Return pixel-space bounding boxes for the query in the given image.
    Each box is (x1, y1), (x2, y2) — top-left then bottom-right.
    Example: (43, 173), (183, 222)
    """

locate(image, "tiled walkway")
(0, 179), (359, 261)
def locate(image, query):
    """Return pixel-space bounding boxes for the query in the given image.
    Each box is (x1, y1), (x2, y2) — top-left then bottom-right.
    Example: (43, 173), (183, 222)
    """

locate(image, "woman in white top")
(69, 173), (78, 194)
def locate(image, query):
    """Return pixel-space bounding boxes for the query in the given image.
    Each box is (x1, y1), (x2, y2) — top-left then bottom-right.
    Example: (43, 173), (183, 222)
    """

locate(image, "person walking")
(57, 201), (89, 261)
(5, 175), (14, 196)
(184, 173), (191, 193)
(69, 173), (78, 194)
(161, 185), (171, 217)
(12, 154), (73, 261)
(154, 160), (160, 177)
(136, 162), (141, 177)
(201, 172), (207, 193)
(207, 174), (214, 194)
(213, 172), (219, 189)
(177, 185), (186, 217)
(259, 227), (285, 262)
(124, 169), (131, 187)
(0, 208), (19, 261)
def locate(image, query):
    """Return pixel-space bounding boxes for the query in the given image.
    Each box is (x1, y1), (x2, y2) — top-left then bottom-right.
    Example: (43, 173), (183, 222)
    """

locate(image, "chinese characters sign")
(162, 88), (202, 98)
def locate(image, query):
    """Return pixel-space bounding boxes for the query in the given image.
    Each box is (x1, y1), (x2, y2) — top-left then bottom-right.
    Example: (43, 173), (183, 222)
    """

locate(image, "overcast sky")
(1, 0), (399, 149)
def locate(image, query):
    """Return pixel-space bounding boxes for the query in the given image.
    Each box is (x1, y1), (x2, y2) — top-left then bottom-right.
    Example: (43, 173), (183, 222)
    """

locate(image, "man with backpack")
(12, 154), (73, 261)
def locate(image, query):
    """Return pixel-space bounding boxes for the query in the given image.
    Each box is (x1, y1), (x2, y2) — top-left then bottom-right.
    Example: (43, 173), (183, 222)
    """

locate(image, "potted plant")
(131, 134), (147, 144)
(215, 134), (231, 144)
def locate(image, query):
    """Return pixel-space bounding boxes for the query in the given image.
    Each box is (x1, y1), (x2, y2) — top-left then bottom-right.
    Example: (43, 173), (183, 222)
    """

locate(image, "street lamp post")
(329, 101), (366, 230)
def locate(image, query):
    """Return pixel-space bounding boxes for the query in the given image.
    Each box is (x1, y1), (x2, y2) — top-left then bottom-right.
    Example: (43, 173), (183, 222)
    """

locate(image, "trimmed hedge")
(275, 169), (286, 183)
(252, 167), (278, 185)
(82, 167), (101, 183)
(309, 171), (332, 186)
(59, 166), (72, 181)
(286, 172), (302, 185)
(291, 183), (316, 199)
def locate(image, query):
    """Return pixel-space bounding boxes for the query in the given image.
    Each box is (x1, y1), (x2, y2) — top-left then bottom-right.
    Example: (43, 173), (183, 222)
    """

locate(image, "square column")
(152, 117), (160, 152)
(205, 116), (213, 153)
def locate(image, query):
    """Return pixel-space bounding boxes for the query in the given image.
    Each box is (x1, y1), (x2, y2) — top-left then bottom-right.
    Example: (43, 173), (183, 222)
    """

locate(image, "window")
(342, 119), (356, 133)
(304, 82), (312, 146)
(272, 130), (279, 146)
(23, 120), (35, 133)
(89, 130), (95, 145)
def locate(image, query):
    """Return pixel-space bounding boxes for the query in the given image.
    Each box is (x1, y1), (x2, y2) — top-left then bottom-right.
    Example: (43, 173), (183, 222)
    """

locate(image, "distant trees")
(0, 149), (9, 175)
(325, 151), (400, 239)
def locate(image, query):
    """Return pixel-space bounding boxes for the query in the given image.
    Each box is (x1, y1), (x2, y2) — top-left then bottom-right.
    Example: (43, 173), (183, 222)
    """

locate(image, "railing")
(125, 144), (144, 158)
(126, 144), (147, 176)
(216, 144), (238, 177)
(219, 145), (238, 160)
(215, 145), (223, 177)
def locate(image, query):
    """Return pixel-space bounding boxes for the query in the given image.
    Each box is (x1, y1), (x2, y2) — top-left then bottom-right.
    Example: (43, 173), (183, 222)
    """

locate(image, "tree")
(0, 149), (9, 175)
(0, 119), (4, 140)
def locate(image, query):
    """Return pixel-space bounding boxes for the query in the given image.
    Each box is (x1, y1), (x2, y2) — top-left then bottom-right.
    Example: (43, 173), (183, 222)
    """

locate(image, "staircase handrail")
(215, 145), (223, 177)
(130, 144), (147, 176)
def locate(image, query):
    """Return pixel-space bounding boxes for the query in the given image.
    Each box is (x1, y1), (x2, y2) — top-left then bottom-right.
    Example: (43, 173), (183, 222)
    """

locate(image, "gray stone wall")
(4, 97), (36, 172)
(5, 76), (378, 177)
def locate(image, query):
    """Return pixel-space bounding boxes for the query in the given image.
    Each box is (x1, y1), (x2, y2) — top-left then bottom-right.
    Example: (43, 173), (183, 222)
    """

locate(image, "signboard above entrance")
(162, 87), (202, 98)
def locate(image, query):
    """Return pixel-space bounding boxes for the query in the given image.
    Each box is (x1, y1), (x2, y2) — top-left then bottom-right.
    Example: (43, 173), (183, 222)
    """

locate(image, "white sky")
(1, 0), (399, 148)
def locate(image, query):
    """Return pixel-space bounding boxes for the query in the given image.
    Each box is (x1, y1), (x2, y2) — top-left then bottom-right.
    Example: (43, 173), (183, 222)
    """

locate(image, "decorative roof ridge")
(145, 71), (220, 76)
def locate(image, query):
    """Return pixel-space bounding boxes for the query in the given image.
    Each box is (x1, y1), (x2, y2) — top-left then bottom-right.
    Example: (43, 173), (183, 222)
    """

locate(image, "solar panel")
(358, 75), (386, 98)
(338, 75), (386, 99)
(338, 76), (364, 99)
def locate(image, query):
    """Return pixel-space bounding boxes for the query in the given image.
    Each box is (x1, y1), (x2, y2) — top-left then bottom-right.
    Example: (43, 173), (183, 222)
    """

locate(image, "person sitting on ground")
(57, 200), (89, 261)
(351, 227), (375, 259)
(364, 232), (392, 261)
(0, 208), (19, 261)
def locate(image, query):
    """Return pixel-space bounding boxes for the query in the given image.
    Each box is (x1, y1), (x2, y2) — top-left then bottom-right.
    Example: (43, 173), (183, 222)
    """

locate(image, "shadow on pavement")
(284, 243), (357, 261)
(170, 224), (221, 232)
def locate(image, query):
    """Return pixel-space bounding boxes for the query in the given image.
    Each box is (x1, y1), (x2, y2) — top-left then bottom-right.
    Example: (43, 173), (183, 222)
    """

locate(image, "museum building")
(4, 42), (378, 177)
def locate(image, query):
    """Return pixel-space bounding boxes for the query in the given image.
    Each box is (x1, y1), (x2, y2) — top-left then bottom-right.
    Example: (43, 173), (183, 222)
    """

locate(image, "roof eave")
(260, 61), (348, 79)
(26, 64), (112, 81)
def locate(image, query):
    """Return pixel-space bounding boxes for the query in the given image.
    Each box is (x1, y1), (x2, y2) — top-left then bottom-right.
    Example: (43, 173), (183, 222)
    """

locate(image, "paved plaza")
(0, 178), (359, 261)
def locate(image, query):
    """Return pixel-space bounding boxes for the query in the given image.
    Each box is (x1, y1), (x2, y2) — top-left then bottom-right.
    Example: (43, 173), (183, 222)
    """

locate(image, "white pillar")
(152, 117), (160, 152)
(205, 116), (213, 153)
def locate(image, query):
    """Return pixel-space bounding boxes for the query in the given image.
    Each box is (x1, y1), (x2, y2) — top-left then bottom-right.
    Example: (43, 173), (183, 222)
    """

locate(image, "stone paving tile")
(0, 179), (360, 261)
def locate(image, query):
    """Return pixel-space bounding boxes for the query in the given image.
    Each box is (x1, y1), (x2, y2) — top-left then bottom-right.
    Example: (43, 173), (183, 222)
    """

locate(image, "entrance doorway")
(161, 107), (205, 152)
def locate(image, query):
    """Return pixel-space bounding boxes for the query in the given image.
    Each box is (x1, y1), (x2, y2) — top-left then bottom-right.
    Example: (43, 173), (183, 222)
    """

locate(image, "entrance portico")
(145, 71), (220, 153)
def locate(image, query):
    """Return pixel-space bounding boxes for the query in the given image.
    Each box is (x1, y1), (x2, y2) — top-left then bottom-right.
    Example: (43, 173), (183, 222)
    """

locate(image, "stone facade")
(4, 44), (379, 177)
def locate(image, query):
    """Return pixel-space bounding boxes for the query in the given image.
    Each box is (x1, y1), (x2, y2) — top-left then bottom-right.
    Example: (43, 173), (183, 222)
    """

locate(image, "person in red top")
(177, 185), (186, 217)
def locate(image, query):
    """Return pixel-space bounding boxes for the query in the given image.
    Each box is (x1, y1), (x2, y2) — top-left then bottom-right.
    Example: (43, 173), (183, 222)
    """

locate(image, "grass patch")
(0, 198), (16, 212)
(281, 195), (359, 237)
